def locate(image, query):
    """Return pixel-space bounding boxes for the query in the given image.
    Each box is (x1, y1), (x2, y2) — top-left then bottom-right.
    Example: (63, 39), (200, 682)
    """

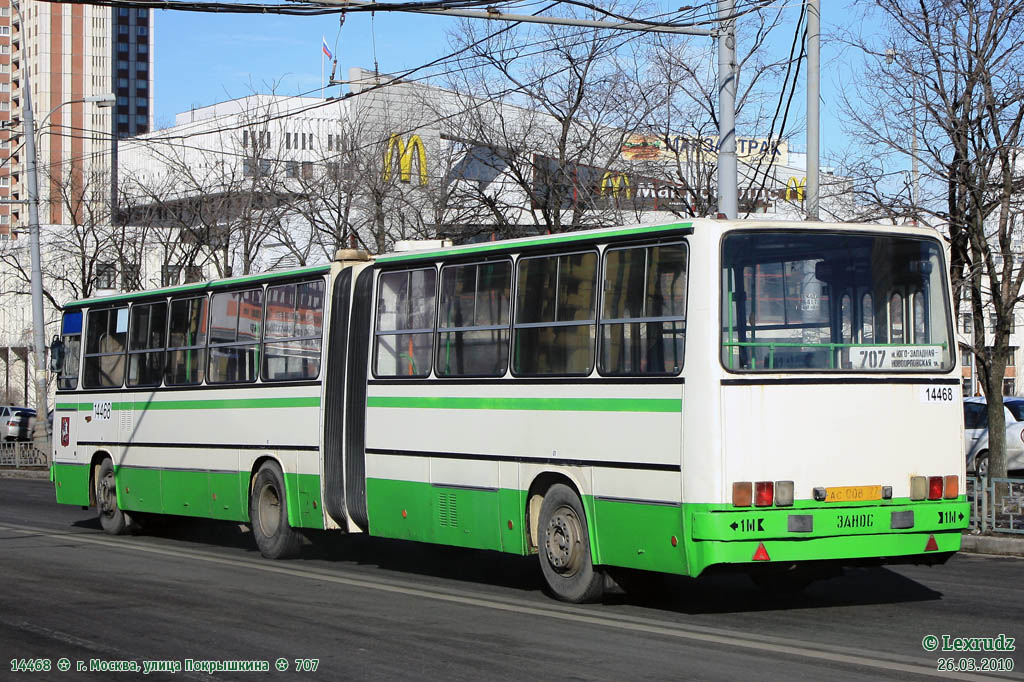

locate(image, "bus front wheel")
(95, 458), (134, 535)
(537, 484), (604, 603)
(249, 462), (303, 559)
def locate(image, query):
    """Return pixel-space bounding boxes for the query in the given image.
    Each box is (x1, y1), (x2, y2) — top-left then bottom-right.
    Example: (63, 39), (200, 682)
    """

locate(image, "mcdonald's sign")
(599, 171), (632, 199)
(384, 134), (428, 186)
(784, 176), (806, 202)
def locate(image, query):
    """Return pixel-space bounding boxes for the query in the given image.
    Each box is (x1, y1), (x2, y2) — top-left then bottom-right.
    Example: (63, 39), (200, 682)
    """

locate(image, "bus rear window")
(721, 231), (954, 372)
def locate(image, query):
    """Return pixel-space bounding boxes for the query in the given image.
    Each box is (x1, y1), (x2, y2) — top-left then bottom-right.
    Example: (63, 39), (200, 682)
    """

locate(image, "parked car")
(0, 406), (35, 441)
(963, 396), (1024, 476)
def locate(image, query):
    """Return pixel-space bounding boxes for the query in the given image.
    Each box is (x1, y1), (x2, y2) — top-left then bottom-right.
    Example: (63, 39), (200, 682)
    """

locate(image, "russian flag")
(322, 37), (333, 60)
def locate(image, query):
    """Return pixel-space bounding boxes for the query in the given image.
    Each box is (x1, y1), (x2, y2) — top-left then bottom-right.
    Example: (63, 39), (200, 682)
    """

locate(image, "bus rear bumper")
(687, 500), (969, 577)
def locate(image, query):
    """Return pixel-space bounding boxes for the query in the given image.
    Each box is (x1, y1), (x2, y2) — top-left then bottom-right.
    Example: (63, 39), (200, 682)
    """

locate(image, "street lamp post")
(22, 91), (115, 447)
(18, 0), (114, 450)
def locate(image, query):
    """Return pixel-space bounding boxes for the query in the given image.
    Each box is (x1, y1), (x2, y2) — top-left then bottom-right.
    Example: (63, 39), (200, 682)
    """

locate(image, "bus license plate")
(825, 485), (882, 502)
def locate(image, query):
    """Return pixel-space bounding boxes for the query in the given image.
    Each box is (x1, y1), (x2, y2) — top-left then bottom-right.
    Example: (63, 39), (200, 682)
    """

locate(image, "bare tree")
(639, 5), (790, 217)
(0, 165), (115, 306)
(839, 0), (1024, 478)
(438, 4), (669, 235)
(120, 96), (295, 279)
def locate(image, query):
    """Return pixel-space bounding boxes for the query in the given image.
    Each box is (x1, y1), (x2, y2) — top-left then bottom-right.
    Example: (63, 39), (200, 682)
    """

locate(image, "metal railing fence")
(968, 475), (1024, 535)
(0, 441), (49, 468)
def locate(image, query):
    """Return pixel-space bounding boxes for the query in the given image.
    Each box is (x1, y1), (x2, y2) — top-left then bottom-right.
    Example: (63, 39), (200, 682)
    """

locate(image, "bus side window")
(166, 296), (209, 385)
(83, 307), (128, 388)
(600, 242), (687, 375)
(209, 288), (264, 384)
(513, 251), (598, 376)
(57, 311), (83, 390)
(374, 268), (436, 378)
(263, 279), (326, 381)
(127, 301), (167, 387)
(436, 260), (511, 377)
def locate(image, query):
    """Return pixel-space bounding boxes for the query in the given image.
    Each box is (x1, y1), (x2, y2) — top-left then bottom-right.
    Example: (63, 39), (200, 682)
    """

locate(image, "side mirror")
(49, 336), (65, 373)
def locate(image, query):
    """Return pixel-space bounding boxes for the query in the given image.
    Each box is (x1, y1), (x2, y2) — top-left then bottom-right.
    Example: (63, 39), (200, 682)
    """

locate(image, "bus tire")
(95, 457), (134, 535)
(537, 483), (604, 603)
(249, 462), (302, 559)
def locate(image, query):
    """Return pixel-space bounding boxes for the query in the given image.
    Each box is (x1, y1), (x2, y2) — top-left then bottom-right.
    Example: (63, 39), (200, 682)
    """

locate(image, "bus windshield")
(721, 230), (954, 372)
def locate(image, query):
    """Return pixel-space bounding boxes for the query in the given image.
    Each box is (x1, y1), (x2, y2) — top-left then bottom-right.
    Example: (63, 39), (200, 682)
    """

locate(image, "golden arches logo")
(785, 176), (806, 202)
(384, 134), (428, 186)
(600, 171), (632, 199)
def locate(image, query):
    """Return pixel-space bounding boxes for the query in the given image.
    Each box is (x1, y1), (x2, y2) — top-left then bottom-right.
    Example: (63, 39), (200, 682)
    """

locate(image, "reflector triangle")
(925, 535), (939, 552)
(752, 542), (770, 561)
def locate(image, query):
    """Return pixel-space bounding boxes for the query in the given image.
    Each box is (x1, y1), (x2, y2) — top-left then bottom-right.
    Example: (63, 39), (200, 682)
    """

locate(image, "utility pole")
(717, 0), (737, 219)
(806, 0), (820, 220)
(13, 0), (49, 444)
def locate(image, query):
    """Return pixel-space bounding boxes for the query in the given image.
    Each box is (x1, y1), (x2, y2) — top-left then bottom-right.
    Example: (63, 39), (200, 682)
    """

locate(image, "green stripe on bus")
(64, 265), (331, 308)
(366, 396), (682, 412)
(54, 397), (320, 411)
(376, 222), (694, 263)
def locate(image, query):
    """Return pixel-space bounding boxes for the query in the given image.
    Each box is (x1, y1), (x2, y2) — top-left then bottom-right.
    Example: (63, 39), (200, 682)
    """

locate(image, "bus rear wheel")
(249, 462), (302, 559)
(537, 484), (604, 603)
(95, 457), (134, 535)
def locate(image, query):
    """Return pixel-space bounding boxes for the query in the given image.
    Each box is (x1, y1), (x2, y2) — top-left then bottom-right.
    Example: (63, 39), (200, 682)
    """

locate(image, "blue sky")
(152, 4), (861, 155)
(153, 9), (454, 126)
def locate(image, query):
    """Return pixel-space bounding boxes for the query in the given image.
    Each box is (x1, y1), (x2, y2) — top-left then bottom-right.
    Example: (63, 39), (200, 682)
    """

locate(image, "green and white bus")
(50, 219), (969, 602)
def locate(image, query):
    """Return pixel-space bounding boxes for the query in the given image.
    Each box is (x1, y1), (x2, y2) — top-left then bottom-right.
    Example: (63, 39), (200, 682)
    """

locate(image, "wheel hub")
(257, 483), (281, 537)
(544, 505), (583, 576)
(97, 472), (116, 517)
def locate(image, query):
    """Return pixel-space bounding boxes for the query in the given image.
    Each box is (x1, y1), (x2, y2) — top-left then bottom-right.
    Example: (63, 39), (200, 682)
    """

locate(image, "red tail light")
(928, 476), (943, 500)
(755, 481), (774, 507)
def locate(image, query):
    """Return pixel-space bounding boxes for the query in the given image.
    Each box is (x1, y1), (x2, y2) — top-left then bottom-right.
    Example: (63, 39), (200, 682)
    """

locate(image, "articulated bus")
(50, 220), (969, 602)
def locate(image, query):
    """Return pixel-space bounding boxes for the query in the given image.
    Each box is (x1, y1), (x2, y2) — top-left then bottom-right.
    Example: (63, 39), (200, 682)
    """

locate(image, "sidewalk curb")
(0, 468), (50, 480)
(960, 534), (1024, 557)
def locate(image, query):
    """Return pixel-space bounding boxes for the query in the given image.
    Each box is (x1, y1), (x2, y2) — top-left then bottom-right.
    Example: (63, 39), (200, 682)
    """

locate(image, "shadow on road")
(70, 513), (945, 614)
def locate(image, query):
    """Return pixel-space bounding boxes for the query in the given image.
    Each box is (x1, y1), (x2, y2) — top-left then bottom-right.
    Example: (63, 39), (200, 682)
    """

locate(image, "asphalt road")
(1, 477), (1021, 682)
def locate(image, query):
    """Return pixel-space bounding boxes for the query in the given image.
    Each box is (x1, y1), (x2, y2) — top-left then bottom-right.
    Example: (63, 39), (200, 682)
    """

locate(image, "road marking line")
(0, 522), (1011, 681)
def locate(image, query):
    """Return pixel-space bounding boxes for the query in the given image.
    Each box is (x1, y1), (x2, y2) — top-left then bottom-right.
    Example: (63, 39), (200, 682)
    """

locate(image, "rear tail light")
(732, 482), (752, 507)
(774, 481), (794, 506)
(755, 481), (774, 507)
(910, 476), (927, 500)
(928, 476), (943, 500)
(943, 475), (959, 499)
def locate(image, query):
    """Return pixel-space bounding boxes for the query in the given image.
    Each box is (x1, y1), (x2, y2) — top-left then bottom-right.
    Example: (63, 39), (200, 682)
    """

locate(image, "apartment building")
(0, 0), (151, 238)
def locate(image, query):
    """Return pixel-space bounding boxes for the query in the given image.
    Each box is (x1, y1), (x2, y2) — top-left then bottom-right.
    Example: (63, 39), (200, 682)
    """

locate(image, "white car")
(963, 396), (1024, 476)
(0, 406), (35, 441)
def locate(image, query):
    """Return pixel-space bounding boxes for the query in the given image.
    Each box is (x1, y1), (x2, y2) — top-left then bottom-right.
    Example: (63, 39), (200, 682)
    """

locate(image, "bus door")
(53, 310), (85, 506)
